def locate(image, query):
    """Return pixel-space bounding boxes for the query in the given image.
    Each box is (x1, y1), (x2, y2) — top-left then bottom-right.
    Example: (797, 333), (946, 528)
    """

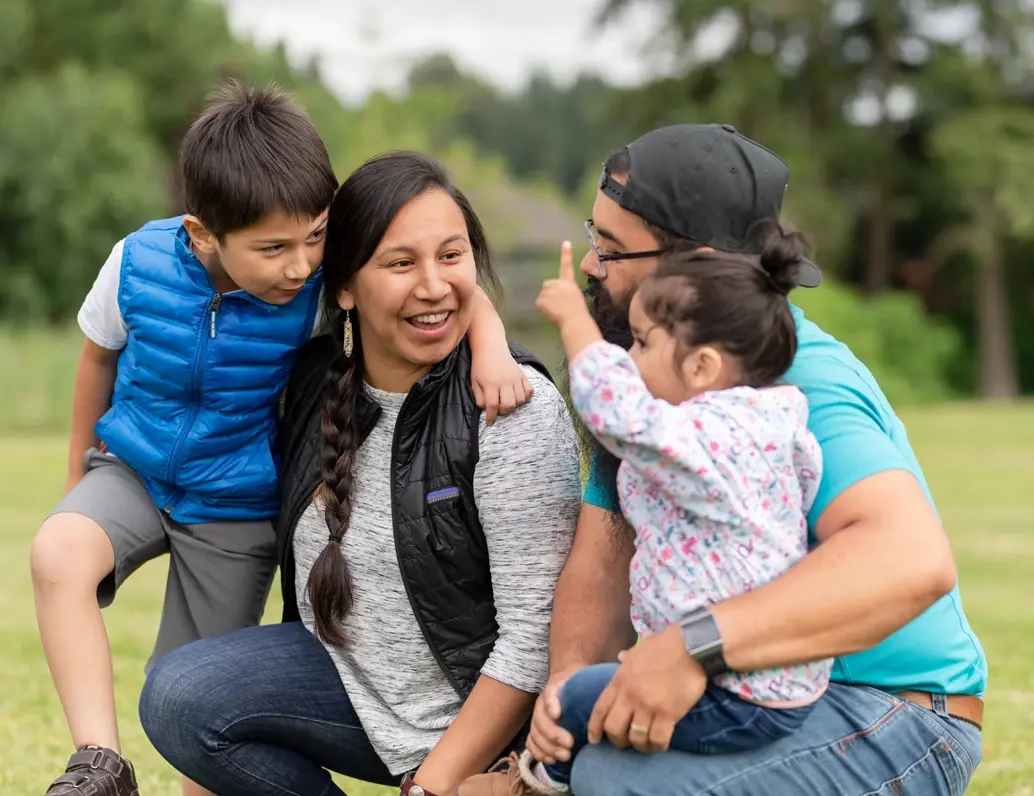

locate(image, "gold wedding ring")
(629, 724), (649, 736)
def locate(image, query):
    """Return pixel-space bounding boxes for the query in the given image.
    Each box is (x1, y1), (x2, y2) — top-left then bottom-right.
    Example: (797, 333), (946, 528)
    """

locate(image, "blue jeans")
(138, 622), (398, 796)
(545, 664), (811, 784)
(567, 682), (982, 795)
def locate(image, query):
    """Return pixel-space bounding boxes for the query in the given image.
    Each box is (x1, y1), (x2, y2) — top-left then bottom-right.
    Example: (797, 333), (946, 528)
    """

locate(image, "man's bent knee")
(31, 514), (115, 593)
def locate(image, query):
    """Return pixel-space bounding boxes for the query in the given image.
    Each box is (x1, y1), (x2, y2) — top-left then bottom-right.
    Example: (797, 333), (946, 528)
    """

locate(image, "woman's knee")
(139, 637), (237, 758)
(140, 624), (314, 756)
(31, 513), (114, 593)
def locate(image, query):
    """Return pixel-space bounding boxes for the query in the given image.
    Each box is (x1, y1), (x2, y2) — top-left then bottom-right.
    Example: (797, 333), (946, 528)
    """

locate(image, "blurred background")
(0, 1), (1032, 794)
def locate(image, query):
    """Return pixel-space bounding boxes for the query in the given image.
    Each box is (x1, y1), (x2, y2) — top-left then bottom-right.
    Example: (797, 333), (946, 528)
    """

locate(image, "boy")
(32, 81), (530, 796)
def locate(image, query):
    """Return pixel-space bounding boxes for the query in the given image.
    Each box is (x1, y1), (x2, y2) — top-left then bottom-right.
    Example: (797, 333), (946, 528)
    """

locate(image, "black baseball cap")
(599, 123), (821, 288)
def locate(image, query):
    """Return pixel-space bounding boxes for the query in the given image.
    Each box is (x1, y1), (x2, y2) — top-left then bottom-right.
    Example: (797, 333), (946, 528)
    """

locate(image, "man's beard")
(583, 276), (634, 351)
(559, 277), (634, 520)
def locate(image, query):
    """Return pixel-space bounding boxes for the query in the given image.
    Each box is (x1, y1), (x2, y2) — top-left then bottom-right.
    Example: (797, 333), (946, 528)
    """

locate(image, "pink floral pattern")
(570, 341), (832, 703)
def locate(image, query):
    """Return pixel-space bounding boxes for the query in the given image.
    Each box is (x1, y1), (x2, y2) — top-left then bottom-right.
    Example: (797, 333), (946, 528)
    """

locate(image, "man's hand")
(587, 624), (707, 753)
(537, 242), (601, 359)
(526, 672), (577, 765)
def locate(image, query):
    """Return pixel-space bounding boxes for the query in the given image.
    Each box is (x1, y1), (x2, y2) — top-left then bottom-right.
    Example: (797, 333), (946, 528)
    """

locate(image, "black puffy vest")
(276, 334), (553, 697)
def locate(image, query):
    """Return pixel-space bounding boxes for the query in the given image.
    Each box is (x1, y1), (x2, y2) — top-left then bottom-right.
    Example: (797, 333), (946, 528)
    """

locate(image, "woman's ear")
(680, 345), (725, 392)
(183, 215), (218, 255)
(336, 288), (356, 311)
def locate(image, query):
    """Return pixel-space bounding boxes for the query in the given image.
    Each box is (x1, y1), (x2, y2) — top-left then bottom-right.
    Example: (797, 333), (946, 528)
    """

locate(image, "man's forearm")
(712, 475), (957, 672)
(548, 505), (637, 677)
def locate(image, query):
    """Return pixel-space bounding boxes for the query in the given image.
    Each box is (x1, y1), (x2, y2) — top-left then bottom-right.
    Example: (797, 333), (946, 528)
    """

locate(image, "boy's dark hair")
(179, 80), (338, 239)
(637, 226), (805, 388)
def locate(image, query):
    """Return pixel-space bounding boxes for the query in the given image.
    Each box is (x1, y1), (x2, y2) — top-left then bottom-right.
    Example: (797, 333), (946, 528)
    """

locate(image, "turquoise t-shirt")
(582, 305), (988, 697)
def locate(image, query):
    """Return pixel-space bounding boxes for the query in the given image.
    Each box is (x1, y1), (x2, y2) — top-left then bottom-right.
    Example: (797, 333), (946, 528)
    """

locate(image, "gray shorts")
(50, 449), (278, 670)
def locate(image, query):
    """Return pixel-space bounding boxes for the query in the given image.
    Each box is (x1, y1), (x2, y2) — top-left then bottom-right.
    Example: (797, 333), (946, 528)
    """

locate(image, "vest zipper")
(165, 293), (220, 486)
(209, 293), (222, 337)
(390, 391), (467, 698)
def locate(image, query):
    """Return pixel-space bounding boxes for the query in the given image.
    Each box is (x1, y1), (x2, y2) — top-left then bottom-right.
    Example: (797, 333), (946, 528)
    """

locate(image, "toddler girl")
(524, 228), (831, 794)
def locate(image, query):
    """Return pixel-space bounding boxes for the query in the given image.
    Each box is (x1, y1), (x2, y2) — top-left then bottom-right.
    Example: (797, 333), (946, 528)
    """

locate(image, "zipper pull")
(210, 293), (222, 338)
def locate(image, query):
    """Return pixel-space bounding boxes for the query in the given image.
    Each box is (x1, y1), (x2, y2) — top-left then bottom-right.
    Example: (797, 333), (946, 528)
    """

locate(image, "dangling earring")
(342, 310), (354, 358)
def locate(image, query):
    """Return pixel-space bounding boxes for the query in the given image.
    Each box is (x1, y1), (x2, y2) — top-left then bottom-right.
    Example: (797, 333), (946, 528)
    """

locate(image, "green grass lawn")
(2, 403), (1033, 795)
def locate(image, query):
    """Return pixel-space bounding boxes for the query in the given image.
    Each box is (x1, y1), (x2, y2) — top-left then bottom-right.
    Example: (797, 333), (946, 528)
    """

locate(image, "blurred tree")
(928, 106), (1034, 399)
(20, 0), (233, 149)
(408, 54), (634, 197)
(600, 0), (1034, 397)
(1, 0), (1032, 401)
(0, 65), (168, 321)
(596, 0), (866, 277)
(0, 0), (31, 79)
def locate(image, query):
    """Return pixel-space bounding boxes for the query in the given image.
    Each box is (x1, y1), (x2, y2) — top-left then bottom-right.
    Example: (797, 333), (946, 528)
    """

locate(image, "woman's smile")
(406, 310), (454, 339)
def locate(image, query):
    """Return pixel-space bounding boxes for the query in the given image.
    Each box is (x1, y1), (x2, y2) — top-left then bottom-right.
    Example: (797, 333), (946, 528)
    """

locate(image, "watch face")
(681, 612), (722, 654)
(680, 610), (728, 677)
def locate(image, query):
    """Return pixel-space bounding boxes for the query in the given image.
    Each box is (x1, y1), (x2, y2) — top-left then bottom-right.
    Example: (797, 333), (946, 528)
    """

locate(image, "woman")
(138, 152), (582, 796)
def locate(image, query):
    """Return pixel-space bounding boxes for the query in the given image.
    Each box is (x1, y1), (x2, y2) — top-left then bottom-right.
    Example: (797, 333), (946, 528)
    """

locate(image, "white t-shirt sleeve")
(310, 293), (329, 338)
(77, 239), (128, 350)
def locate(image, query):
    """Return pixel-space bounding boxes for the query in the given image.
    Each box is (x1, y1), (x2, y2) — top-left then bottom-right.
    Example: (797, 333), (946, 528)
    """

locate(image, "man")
(462, 124), (985, 795)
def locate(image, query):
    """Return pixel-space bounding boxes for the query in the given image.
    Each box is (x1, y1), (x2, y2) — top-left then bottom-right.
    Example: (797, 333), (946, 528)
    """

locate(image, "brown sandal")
(45, 746), (139, 796)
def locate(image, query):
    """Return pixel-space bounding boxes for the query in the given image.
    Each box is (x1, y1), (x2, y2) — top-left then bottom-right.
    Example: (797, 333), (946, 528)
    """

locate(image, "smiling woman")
(138, 151), (583, 796)
(331, 188), (486, 394)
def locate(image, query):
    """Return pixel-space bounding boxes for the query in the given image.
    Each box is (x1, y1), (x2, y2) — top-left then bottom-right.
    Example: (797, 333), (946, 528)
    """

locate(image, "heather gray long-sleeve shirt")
(293, 367), (581, 774)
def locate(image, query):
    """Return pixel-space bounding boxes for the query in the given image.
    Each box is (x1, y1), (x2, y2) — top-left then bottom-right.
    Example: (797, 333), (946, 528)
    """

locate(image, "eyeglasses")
(584, 219), (665, 278)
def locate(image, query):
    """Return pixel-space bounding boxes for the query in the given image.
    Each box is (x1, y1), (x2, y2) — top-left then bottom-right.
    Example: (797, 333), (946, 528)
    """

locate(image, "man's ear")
(336, 287), (356, 311)
(183, 215), (218, 255)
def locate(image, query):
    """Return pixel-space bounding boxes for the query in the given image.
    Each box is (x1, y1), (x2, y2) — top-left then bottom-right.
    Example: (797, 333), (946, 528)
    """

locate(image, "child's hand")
(538, 241), (602, 359)
(536, 241), (589, 330)
(472, 353), (533, 425)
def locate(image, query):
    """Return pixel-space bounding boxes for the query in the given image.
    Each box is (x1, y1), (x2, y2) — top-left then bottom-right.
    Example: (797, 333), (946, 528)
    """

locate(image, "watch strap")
(400, 772), (436, 796)
(679, 607), (729, 679)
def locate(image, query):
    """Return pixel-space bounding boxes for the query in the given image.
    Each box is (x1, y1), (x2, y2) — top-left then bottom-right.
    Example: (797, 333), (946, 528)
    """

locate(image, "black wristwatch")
(679, 607), (729, 680)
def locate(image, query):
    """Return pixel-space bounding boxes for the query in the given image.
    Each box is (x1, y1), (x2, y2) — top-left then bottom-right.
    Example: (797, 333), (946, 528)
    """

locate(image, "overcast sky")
(222, 0), (979, 121)
(223, 0), (668, 103)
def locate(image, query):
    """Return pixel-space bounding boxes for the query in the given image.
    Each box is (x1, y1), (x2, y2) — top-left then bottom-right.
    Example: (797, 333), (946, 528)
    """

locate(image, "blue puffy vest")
(95, 216), (322, 524)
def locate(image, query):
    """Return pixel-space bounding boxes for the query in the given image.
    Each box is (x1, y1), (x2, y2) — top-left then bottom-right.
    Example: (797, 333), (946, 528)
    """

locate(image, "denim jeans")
(544, 663), (812, 784)
(567, 682), (982, 796)
(138, 622), (398, 796)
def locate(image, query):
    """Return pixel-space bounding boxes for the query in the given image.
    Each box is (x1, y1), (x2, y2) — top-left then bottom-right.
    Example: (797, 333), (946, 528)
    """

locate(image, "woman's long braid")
(301, 152), (500, 647)
(307, 317), (363, 647)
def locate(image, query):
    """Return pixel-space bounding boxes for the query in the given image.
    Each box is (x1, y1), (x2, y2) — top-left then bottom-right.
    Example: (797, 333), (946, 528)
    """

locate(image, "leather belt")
(895, 690), (983, 731)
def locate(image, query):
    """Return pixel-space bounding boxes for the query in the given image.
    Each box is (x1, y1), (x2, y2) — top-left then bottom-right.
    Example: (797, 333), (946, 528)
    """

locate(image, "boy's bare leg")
(183, 778), (217, 796)
(31, 513), (120, 751)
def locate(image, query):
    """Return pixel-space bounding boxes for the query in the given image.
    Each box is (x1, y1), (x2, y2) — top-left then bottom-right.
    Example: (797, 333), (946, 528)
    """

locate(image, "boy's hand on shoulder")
(467, 283), (534, 424)
(472, 354), (533, 425)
